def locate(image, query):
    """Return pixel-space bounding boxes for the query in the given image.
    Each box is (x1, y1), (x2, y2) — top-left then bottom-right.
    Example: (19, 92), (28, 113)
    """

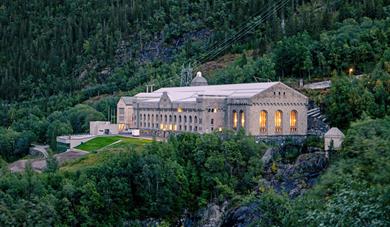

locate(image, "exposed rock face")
(262, 150), (328, 198)
(261, 148), (278, 167)
(184, 202), (227, 227)
(184, 146), (329, 227)
(220, 202), (262, 227)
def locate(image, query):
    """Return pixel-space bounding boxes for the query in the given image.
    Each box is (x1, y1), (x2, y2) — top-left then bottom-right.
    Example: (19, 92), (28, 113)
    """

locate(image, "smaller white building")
(90, 121), (119, 136)
(324, 127), (345, 151)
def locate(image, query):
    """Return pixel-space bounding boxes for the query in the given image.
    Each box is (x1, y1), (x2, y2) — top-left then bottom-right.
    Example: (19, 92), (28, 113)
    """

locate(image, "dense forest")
(1, 0), (389, 101)
(0, 118), (389, 226)
(0, 0), (390, 225)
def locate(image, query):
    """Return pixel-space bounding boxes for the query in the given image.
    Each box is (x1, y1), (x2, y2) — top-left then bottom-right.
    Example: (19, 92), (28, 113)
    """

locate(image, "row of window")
(139, 113), (203, 124)
(259, 110), (297, 133)
(140, 122), (202, 132)
(232, 110), (298, 133)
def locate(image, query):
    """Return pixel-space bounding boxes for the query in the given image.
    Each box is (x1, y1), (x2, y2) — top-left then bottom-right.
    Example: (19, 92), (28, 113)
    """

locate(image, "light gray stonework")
(117, 76), (308, 138)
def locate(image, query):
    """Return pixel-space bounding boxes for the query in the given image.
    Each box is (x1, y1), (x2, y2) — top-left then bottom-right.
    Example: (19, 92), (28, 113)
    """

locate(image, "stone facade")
(324, 127), (345, 151)
(117, 76), (308, 138)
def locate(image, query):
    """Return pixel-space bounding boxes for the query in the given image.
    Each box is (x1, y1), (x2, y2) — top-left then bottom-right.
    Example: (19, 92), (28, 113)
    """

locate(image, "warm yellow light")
(177, 107), (183, 113)
(160, 124), (164, 130)
(275, 111), (282, 132)
(233, 111), (238, 129)
(290, 111), (297, 128)
(240, 112), (245, 128)
(169, 124), (173, 130)
(218, 127), (222, 132)
(259, 111), (267, 132)
(118, 124), (125, 131)
(173, 125), (177, 131)
(349, 68), (354, 75)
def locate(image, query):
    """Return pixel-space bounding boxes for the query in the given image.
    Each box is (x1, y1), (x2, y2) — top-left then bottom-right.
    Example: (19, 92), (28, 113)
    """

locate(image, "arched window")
(275, 110), (283, 133)
(184, 116), (187, 123)
(233, 110), (238, 129)
(259, 111), (267, 133)
(151, 114), (154, 122)
(211, 119), (214, 125)
(194, 116), (198, 124)
(164, 115), (167, 122)
(189, 116), (192, 123)
(169, 115), (172, 122)
(174, 115), (177, 122)
(148, 114), (150, 121)
(240, 110), (245, 128)
(179, 116), (182, 123)
(290, 110), (297, 132)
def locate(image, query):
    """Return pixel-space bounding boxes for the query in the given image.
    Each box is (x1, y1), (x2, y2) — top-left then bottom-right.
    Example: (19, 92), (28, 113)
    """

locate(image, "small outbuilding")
(324, 127), (345, 151)
(90, 121), (119, 136)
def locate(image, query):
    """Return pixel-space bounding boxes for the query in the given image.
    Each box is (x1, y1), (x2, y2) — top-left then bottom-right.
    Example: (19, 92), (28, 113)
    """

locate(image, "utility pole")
(180, 63), (193, 87)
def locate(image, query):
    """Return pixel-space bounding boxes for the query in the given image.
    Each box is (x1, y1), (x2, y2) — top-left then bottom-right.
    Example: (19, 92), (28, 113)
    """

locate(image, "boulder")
(261, 148), (278, 167)
(184, 202), (227, 227)
(221, 202), (262, 227)
(295, 152), (328, 174)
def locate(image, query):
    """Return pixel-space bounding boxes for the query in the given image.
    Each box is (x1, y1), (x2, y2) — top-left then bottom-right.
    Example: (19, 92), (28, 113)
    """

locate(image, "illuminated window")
(275, 110), (283, 133)
(240, 110), (245, 128)
(213, 108), (217, 113)
(173, 125), (177, 131)
(160, 124), (164, 130)
(259, 111), (267, 133)
(233, 110), (238, 129)
(177, 107), (183, 113)
(290, 110), (297, 132)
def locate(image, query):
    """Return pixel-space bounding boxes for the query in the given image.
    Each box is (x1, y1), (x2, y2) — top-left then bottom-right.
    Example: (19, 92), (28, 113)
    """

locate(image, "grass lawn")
(75, 136), (152, 152)
(61, 136), (152, 172)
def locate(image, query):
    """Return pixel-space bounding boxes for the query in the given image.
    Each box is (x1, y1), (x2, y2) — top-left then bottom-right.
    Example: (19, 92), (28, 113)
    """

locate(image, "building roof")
(191, 72), (208, 86)
(121, 81), (305, 105)
(121, 97), (134, 105)
(325, 127), (345, 138)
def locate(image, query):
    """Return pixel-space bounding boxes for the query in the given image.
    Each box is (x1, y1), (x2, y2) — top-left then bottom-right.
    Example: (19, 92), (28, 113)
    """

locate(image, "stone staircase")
(307, 103), (329, 136)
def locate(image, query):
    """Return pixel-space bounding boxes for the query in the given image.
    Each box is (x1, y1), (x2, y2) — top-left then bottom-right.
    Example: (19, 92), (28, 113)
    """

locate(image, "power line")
(193, 0), (290, 69)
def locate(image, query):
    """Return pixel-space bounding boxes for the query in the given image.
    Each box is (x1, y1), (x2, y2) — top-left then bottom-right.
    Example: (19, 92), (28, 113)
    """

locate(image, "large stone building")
(117, 73), (308, 138)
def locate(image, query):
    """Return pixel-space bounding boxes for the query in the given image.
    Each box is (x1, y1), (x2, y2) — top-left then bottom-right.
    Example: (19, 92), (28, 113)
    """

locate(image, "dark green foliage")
(0, 131), (267, 225)
(287, 117), (390, 226)
(0, 128), (31, 162)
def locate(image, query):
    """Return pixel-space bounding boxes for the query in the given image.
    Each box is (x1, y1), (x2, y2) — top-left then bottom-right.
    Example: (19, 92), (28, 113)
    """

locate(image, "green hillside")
(0, 0), (390, 225)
